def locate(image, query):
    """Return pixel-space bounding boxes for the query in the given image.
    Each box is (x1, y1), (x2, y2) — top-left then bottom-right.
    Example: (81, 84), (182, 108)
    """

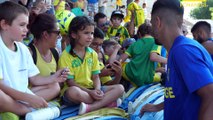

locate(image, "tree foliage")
(190, 0), (213, 19)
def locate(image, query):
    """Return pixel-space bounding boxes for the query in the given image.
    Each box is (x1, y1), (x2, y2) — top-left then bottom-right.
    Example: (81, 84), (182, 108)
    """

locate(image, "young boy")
(0, 1), (68, 118)
(102, 39), (121, 64)
(90, 27), (122, 85)
(107, 10), (130, 45)
(120, 23), (167, 87)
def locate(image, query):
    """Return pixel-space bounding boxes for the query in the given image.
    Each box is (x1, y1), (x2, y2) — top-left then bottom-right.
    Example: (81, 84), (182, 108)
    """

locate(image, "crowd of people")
(0, 0), (213, 120)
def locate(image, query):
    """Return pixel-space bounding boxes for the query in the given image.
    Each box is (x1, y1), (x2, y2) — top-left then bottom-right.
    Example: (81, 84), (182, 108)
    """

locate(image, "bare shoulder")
(202, 41), (213, 54)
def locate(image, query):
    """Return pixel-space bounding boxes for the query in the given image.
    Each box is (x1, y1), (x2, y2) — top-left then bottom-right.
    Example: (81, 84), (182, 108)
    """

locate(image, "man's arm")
(140, 102), (164, 115)
(197, 83), (213, 120)
(202, 41), (213, 55)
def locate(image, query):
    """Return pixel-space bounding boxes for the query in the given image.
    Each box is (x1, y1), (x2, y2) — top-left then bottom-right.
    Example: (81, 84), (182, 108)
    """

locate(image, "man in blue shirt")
(140, 0), (213, 120)
(191, 21), (213, 60)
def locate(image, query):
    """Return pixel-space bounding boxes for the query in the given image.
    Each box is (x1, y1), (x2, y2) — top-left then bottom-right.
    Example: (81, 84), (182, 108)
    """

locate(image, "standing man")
(191, 21), (213, 60)
(141, 0), (213, 120)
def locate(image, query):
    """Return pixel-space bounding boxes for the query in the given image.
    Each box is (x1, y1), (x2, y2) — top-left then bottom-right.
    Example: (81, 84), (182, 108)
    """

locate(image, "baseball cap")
(122, 38), (136, 48)
(111, 10), (124, 19)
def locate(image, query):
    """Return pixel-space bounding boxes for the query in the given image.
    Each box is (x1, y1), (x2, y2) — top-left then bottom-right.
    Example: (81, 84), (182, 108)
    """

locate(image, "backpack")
(28, 42), (59, 64)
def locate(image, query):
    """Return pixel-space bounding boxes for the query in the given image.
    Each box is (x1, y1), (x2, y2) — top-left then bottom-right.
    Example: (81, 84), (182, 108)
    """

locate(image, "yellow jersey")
(58, 45), (101, 95)
(127, 2), (145, 28)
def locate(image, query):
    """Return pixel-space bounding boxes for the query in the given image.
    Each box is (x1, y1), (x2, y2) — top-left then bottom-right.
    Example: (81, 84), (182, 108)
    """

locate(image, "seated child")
(121, 38), (136, 55)
(119, 22), (167, 87)
(102, 39), (121, 64)
(90, 27), (122, 85)
(58, 16), (124, 115)
(0, 1), (69, 118)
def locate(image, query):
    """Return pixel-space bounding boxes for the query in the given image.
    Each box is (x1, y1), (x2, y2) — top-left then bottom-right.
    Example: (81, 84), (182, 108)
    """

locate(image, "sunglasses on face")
(91, 42), (103, 47)
(98, 21), (110, 27)
(48, 30), (61, 36)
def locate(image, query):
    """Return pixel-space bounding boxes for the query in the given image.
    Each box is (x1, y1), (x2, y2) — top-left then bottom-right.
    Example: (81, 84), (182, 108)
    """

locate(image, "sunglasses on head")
(98, 21), (110, 27)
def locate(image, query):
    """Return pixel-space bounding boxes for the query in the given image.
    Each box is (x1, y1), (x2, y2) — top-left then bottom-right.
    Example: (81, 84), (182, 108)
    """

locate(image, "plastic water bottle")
(25, 106), (60, 120)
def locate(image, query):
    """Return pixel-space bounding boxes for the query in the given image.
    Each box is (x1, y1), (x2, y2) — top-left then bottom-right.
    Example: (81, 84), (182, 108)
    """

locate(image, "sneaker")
(25, 106), (60, 120)
(78, 102), (90, 115)
(107, 98), (122, 108)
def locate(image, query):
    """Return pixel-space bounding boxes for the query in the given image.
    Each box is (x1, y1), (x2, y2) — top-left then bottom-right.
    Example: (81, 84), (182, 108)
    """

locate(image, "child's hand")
(102, 65), (114, 76)
(111, 60), (122, 76)
(114, 44), (121, 50)
(89, 89), (104, 100)
(26, 94), (48, 109)
(53, 68), (70, 82)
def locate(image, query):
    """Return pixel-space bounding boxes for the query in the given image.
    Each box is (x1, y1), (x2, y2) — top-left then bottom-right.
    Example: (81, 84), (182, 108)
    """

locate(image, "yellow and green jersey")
(58, 45), (100, 95)
(107, 25), (130, 44)
(124, 37), (160, 86)
(127, 2), (145, 28)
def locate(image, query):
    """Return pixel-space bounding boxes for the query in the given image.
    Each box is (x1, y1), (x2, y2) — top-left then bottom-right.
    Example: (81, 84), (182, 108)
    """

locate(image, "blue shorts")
(62, 86), (106, 106)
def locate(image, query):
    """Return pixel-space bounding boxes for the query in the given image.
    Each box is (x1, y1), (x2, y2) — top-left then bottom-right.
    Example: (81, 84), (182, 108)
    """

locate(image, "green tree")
(190, 0), (213, 19)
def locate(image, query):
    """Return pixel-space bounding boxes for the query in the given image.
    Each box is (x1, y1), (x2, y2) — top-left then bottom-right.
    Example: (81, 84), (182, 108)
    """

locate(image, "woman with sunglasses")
(28, 13), (64, 102)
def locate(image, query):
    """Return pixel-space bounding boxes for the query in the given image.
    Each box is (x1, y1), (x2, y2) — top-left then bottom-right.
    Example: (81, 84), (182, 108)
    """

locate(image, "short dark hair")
(94, 27), (104, 39)
(0, 1), (28, 29)
(94, 12), (107, 23)
(191, 21), (211, 34)
(137, 22), (152, 37)
(102, 40), (118, 50)
(151, 0), (184, 16)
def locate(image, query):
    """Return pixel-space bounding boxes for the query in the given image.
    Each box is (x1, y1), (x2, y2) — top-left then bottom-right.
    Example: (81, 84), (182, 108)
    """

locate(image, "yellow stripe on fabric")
(124, 52), (131, 57)
(125, 86), (137, 98)
(121, 62), (137, 87)
(66, 108), (128, 120)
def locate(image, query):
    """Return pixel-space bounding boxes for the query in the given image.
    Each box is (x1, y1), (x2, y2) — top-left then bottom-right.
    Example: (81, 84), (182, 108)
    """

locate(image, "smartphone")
(106, 65), (112, 69)
(114, 61), (119, 65)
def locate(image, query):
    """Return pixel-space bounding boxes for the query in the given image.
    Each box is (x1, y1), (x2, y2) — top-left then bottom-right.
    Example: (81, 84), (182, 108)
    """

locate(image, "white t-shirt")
(0, 35), (39, 94)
